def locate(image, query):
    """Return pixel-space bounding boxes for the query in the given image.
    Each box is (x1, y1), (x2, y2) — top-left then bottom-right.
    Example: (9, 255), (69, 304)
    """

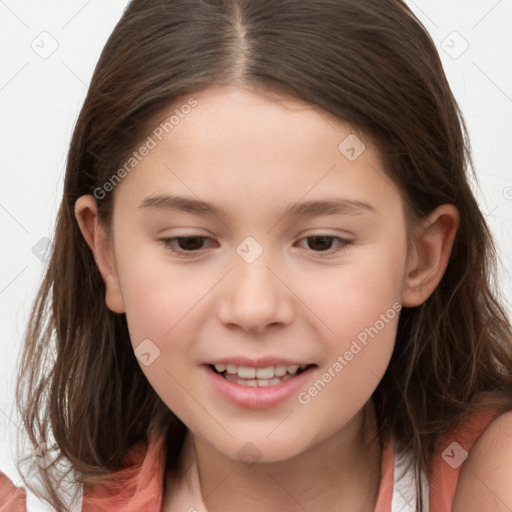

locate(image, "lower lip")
(203, 364), (316, 409)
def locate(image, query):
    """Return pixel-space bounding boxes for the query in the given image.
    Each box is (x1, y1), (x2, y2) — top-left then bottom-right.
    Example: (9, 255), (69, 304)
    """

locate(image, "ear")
(74, 195), (125, 313)
(401, 204), (460, 307)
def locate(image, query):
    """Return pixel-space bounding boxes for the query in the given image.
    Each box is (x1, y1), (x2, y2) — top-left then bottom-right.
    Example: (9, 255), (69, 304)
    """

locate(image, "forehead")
(112, 85), (403, 221)
(164, 85), (356, 152)
(132, 86), (373, 176)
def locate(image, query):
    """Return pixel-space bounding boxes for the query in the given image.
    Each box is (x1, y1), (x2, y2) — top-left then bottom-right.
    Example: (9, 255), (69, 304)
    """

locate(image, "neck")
(168, 399), (382, 512)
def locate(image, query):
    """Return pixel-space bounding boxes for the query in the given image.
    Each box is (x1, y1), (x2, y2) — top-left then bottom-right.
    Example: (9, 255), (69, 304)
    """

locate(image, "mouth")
(208, 363), (316, 387)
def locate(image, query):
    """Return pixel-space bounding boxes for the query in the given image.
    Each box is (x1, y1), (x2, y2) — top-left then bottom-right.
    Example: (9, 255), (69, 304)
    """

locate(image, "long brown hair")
(15, 0), (512, 510)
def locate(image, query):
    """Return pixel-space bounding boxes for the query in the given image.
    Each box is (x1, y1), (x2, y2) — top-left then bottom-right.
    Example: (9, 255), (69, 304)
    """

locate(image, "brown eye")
(305, 236), (335, 251)
(296, 235), (352, 255)
(160, 236), (214, 255)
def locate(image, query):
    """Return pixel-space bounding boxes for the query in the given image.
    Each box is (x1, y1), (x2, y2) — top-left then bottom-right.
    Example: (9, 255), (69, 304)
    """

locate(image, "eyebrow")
(139, 194), (377, 221)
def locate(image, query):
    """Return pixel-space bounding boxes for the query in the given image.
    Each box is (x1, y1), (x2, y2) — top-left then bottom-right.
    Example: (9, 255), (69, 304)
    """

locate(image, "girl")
(2, 0), (512, 511)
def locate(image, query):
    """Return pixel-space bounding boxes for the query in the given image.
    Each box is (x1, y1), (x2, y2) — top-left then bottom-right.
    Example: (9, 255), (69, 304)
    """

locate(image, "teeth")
(275, 365), (287, 377)
(213, 363), (310, 380)
(224, 373), (295, 387)
(226, 364), (238, 374)
(238, 366), (256, 379)
(256, 367), (274, 379)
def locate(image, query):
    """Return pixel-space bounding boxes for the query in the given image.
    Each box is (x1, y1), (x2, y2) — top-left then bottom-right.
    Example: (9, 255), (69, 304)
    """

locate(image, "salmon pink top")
(1, 397), (508, 512)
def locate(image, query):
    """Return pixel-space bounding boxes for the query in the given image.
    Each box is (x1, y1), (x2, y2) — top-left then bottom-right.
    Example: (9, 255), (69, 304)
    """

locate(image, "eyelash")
(159, 235), (353, 258)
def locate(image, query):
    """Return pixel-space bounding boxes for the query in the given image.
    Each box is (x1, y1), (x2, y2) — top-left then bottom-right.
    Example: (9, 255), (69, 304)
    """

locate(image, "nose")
(217, 255), (294, 334)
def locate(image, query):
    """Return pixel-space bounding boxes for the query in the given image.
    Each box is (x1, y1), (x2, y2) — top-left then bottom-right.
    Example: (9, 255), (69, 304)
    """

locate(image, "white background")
(1, 1), (511, 510)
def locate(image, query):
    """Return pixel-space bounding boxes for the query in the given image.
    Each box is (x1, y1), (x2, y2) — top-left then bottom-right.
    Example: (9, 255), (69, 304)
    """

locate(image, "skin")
(75, 86), (459, 511)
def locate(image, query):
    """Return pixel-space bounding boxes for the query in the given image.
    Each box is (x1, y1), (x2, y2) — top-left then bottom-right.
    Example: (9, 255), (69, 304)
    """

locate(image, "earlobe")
(74, 195), (125, 313)
(401, 204), (460, 308)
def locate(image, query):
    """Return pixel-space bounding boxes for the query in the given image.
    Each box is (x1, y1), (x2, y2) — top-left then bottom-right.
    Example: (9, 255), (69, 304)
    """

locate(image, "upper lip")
(205, 357), (315, 368)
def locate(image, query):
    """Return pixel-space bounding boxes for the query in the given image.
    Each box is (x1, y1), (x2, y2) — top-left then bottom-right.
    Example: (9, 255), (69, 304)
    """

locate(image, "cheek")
(293, 238), (406, 342)
(114, 251), (210, 416)
(294, 268), (400, 418)
(288, 236), (406, 404)
(113, 245), (221, 395)
(113, 234), (209, 344)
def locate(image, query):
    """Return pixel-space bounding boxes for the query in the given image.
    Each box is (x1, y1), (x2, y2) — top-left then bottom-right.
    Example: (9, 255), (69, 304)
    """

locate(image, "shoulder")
(452, 409), (512, 512)
(0, 471), (27, 512)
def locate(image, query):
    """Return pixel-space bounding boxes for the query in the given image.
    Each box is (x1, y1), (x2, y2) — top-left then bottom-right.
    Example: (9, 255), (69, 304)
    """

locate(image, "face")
(93, 86), (413, 462)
